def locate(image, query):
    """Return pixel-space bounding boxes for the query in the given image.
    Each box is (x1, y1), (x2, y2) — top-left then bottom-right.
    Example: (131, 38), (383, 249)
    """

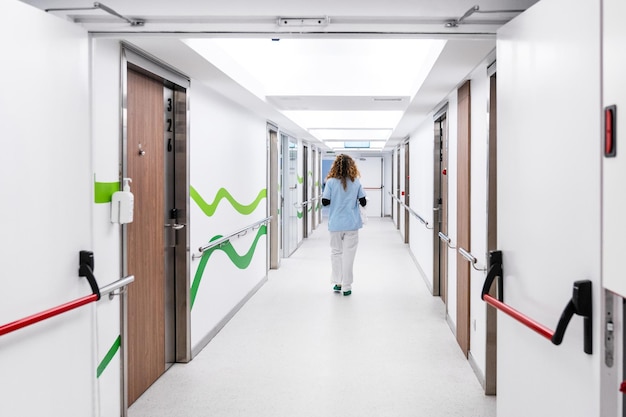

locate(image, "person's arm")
(357, 181), (367, 206)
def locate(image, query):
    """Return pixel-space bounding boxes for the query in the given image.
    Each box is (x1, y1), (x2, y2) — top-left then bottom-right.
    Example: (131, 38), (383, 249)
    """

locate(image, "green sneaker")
(333, 285), (342, 292)
(343, 290), (352, 296)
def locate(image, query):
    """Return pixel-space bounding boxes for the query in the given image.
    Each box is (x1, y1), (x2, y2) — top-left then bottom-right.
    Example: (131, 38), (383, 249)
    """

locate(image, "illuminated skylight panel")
(282, 110), (403, 129)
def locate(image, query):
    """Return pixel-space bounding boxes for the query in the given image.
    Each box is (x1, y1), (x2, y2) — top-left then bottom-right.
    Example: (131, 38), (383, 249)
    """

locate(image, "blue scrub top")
(322, 177), (366, 232)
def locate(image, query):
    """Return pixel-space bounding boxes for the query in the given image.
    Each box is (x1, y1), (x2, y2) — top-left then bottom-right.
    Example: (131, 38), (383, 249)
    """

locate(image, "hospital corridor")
(128, 218), (495, 417)
(4, 0), (626, 416)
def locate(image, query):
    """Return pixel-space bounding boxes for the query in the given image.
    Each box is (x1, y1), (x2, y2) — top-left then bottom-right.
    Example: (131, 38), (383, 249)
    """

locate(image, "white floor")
(128, 217), (496, 417)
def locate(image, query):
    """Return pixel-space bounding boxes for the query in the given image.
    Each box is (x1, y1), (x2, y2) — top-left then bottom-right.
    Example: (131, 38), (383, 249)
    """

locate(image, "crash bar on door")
(195, 216), (273, 258)
(481, 250), (593, 354)
(458, 247), (487, 271)
(0, 251), (134, 337)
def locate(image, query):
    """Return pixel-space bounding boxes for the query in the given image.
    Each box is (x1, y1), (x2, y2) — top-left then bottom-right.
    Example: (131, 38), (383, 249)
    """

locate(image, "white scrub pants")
(330, 230), (359, 291)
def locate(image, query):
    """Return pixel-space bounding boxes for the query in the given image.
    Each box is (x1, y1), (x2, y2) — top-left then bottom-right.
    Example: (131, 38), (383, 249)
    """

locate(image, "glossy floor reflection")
(129, 217), (495, 417)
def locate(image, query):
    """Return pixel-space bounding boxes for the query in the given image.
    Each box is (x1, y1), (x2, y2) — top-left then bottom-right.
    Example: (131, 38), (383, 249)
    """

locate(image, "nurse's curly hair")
(326, 154), (360, 190)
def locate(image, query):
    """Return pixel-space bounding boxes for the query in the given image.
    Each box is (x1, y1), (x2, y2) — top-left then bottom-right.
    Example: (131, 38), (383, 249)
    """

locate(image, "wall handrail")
(458, 247), (487, 271)
(0, 251), (134, 338)
(387, 191), (433, 230)
(438, 232), (455, 249)
(481, 250), (593, 354)
(195, 216), (273, 256)
(100, 275), (135, 299)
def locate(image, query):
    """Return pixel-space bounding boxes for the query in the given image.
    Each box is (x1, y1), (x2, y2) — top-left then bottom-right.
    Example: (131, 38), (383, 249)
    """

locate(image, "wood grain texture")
(127, 69), (166, 404)
(456, 80), (471, 358)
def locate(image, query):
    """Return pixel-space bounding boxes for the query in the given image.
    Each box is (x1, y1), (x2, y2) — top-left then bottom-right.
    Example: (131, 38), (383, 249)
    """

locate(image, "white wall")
(408, 121), (435, 289)
(91, 37), (127, 417)
(0, 2), (95, 416)
(189, 81), (269, 352)
(497, 0), (601, 416)
(467, 52), (494, 383)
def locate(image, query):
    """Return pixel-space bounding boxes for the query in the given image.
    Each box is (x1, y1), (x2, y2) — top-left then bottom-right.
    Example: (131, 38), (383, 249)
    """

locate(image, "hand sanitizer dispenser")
(111, 178), (134, 224)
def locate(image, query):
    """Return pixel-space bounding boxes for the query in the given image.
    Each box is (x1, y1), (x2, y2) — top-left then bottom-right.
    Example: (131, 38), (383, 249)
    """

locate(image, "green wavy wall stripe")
(297, 175), (303, 184)
(190, 225), (267, 309)
(94, 180), (120, 204)
(97, 335), (121, 378)
(297, 211), (303, 219)
(190, 186), (266, 216)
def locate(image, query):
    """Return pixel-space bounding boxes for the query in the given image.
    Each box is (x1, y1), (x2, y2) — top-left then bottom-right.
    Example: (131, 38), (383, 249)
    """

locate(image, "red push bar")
(0, 251), (101, 338)
(481, 250), (593, 354)
(0, 293), (98, 337)
(483, 293), (554, 340)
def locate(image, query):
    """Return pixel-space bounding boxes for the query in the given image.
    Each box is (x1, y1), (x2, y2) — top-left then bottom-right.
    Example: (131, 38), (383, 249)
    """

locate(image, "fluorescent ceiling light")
(309, 129), (392, 141)
(185, 38), (446, 149)
(284, 111), (403, 129)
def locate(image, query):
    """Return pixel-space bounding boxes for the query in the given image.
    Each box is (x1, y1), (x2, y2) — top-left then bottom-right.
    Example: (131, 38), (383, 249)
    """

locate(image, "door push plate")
(605, 291), (614, 368)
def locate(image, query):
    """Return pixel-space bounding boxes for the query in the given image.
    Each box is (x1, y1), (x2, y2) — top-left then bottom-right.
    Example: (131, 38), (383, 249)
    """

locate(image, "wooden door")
(127, 68), (166, 404)
(456, 80), (471, 357)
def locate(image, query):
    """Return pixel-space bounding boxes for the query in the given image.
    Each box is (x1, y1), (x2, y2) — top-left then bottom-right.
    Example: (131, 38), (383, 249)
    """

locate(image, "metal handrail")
(438, 232), (455, 249)
(481, 251), (592, 354)
(295, 195), (322, 208)
(100, 275), (135, 300)
(195, 216), (273, 258)
(458, 247), (487, 271)
(388, 191), (432, 229)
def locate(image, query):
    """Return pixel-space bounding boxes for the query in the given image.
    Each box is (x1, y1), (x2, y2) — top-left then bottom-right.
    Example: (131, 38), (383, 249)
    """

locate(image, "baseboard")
(446, 313), (456, 337)
(407, 248), (434, 295)
(468, 350), (486, 391)
(191, 275), (268, 358)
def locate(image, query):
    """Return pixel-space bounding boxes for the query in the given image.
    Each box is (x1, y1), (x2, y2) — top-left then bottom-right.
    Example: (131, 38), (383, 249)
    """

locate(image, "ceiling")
(19, 0), (540, 154)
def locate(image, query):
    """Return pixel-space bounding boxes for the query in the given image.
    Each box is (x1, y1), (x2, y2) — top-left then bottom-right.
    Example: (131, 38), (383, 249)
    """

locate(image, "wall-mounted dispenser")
(111, 178), (134, 224)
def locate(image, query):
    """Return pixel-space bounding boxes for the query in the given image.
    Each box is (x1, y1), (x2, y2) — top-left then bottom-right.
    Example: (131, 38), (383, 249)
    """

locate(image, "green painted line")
(190, 186), (266, 216)
(297, 175), (304, 184)
(94, 180), (120, 204)
(191, 225), (267, 309)
(297, 211), (303, 219)
(97, 335), (121, 378)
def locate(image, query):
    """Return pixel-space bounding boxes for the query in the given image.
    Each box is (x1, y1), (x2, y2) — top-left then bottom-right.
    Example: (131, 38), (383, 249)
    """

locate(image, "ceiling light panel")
(309, 129), (392, 141)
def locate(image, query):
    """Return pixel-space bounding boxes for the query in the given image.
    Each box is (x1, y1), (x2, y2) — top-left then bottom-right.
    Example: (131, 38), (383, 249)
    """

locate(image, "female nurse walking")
(321, 154), (367, 296)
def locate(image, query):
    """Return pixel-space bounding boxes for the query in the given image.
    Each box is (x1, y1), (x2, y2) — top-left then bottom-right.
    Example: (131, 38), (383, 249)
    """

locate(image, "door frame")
(433, 104), (449, 299)
(485, 62), (497, 395)
(456, 80), (471, 358)
(303, 144), (309, 238)
(404, 140), (410, 244)
(121, 45), (191, 414)
(267, 123), (280, 269)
